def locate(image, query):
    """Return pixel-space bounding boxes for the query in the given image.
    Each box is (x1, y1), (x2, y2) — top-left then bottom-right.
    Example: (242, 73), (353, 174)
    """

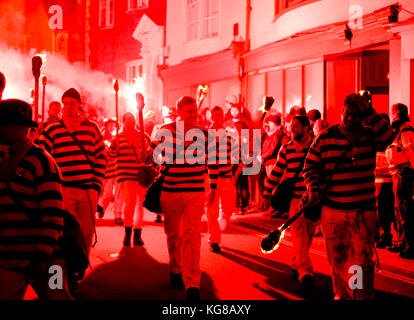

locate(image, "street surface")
(24, 208), (414, 300)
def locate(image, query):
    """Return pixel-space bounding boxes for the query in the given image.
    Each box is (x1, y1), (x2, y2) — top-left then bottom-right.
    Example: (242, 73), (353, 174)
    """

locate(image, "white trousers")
(62, 187), (98, 256)
(161, 191), (204, 289)
(120, 180), (146, 229)
(289, 197), (317, 281)
(99, 177), (124, 219)
(207, 178), (235, 243)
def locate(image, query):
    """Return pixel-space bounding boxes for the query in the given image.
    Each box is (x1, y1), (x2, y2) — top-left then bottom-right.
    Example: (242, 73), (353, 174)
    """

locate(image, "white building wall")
(166, 0), (246, 66)
(252, 0), (414, 51)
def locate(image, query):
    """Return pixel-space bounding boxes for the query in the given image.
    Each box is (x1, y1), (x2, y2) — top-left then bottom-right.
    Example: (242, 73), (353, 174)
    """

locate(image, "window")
(99, 0), (114, 28)
(127, 62), (143, 85)
(187, 0), (200, 41)
(128, 0), (149, 10)
(275, 0), (308, 15)
(187, 0), (219, 41)
(202, 0), (219, 39)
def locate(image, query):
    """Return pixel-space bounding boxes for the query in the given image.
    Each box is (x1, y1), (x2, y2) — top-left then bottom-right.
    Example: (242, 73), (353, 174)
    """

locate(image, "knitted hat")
(62, 88), (81, 104)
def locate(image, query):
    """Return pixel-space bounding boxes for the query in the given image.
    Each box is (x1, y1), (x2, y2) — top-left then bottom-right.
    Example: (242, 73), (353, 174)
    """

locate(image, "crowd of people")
(0, 69), (414, 301)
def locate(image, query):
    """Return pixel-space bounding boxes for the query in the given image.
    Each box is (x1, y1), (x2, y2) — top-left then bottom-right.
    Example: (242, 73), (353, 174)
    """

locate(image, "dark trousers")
(236, 175), (249, 210)
(375, 182), (395, 240)
(393, 168), (414, 250)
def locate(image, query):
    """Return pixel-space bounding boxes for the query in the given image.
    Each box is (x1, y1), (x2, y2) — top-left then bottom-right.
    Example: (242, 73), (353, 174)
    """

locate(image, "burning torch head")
(32, 56), (43, 79)
(0, 72), (5, 97)
(136, 92), (145, 111)
(260, 229), (283, 254)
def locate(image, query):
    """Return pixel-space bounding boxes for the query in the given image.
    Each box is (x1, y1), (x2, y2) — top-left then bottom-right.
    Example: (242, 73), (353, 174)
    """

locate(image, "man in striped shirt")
(39, 88), (106, 257)
(303, 93), (393, 300)
(262, 115), (317, 293)
(206, 106), (238, 254)
(0, 99), (71, 299)
(148, 96), (218, 301)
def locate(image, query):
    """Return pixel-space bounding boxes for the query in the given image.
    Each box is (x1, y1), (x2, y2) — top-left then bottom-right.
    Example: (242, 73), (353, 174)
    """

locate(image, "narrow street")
(24, 209), (414, 301)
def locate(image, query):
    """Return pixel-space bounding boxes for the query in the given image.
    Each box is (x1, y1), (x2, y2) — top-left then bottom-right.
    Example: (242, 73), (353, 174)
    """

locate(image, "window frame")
(128, 0), (149, 11)
(186, 0), (220, 42)
(99, 0), (114, 29)
(274, 0), (318, 17)
(127, 60), (144, 85)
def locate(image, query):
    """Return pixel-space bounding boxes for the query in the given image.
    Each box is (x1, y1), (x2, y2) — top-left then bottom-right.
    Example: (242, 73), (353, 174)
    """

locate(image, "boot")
(170, 272), (184, 289)
(123, 226), (132, 247)
(133, 228), (144, 246)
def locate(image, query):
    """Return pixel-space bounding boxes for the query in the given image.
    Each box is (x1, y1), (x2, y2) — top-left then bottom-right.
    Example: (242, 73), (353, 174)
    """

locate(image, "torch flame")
(36, 53), (47, 67)
(261, 228), (286, 255)
(124, 76), (146, 114)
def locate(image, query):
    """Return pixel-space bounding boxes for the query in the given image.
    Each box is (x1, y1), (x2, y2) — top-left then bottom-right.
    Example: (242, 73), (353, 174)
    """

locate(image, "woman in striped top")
(303, 93), (393, 300)
(108, 112), (151, 247)
(0, 99), (71, 299)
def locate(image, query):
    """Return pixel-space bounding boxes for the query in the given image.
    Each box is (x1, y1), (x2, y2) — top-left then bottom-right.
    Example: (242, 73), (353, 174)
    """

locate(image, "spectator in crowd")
(0, 99), (71, 300)
(262, 115), (317, 293)
(44, 101), (62, 128)
(109, 112), (151, 246)
(199, 107), (212, 129)
(148, 96), (218, 301)
(391, 103), (410, 135)
(307, 109), (329, 137)
(386, 103), (414, 259)
(303, 93), (393, 299)
(225, 102), (252, 215)
(259, 113), (284, 216)
(39, 88), (106, 258)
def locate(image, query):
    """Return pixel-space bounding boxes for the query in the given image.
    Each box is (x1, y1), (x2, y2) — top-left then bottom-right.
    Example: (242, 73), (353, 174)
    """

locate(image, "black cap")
(62, 88), (81, 104)
(0, 99), (38, 127)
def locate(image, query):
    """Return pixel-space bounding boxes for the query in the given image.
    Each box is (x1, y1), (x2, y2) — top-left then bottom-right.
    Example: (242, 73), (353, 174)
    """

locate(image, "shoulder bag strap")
(60, 120), (94, 170)
(292, 146), (310, 182)
(324, 143), (354, 187)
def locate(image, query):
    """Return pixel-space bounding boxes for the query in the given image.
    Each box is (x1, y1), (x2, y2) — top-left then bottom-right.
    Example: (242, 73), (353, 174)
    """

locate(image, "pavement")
(231, 207), (414, 286)
(22, 205), (414, 301)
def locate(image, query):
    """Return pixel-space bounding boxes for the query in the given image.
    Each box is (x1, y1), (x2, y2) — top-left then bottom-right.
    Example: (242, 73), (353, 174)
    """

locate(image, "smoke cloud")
(0, 44), (136, 122)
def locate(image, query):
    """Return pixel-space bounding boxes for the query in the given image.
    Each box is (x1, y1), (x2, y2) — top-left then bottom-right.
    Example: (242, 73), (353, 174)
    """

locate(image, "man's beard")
(293, 133), (304, 141)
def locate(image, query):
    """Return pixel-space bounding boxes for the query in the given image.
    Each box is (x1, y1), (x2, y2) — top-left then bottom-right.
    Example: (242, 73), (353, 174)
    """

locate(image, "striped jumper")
(303, 111), (394, 211)
(263, 140), (311, 199)
(39, 119), (106, 195)
(0, 144), (65, 272)
(148, 122), (218, 192)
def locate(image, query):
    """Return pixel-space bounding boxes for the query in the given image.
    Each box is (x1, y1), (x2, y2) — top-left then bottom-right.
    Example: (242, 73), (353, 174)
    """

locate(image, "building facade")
(161, 0), (414, 125)
(0, 0), (87, 63)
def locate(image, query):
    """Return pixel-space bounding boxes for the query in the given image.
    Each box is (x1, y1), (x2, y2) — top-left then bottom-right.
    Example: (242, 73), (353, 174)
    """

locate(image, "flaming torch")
(261, 194), (320, 254)
(41, 76), (47, 124)
(196, 84), (209, 110)
(32, 55), (43, 122)
(113, 80), (120, 153)
(259, 95), (275, 123)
